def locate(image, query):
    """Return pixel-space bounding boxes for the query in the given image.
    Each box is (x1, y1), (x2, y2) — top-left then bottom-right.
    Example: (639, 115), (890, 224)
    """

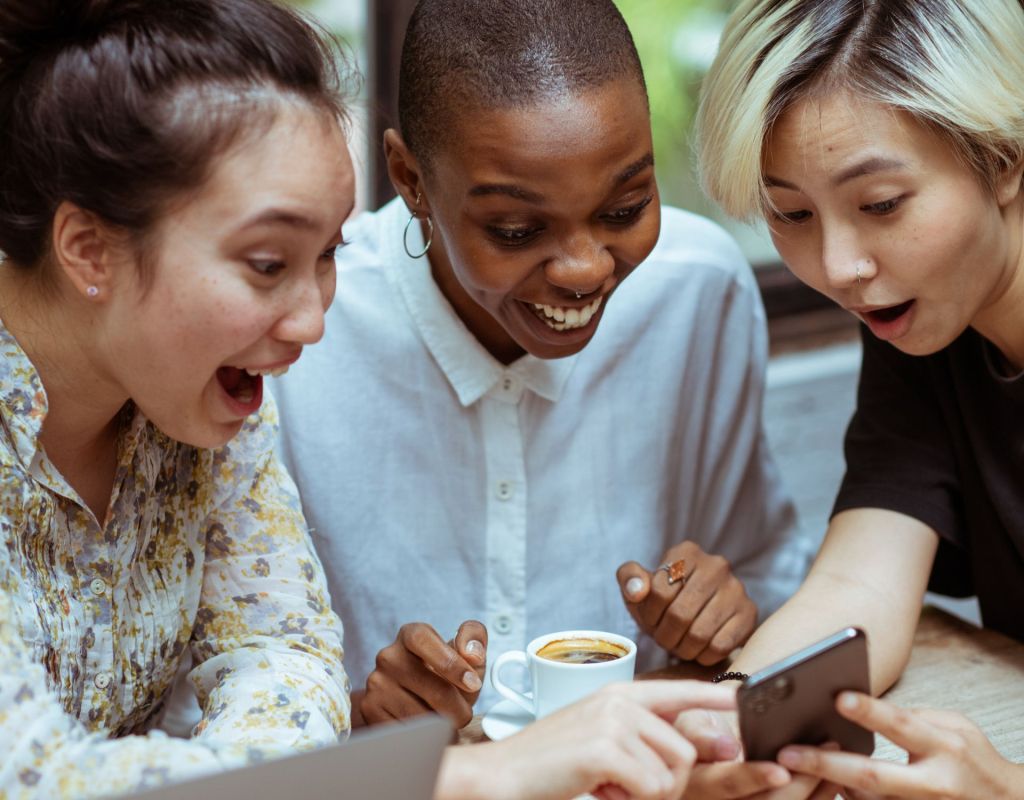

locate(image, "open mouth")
(865, 300), (914, 324)
(526, 295), (604, 332)
(216, 366), (262, 406)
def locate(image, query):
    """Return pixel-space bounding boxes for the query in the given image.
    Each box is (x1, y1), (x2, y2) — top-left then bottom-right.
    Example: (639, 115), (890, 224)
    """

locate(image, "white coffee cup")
(490, 630), (636, 719)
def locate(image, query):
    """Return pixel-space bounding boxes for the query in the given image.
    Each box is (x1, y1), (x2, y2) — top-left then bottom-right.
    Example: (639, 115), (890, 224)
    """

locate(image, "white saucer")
(480, 697), (534, 741)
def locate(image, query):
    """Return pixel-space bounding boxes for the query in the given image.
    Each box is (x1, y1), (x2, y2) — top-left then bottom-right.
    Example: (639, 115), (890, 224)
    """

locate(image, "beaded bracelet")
(711, 671), (749, 683)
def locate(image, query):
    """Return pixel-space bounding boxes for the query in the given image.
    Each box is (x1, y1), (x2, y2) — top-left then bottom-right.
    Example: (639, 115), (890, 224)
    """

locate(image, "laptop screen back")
(125, 714), (451, 800)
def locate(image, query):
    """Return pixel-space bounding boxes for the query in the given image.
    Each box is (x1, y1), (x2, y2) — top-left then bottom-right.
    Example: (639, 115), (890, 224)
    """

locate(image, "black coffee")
(536, 637), (627, 664)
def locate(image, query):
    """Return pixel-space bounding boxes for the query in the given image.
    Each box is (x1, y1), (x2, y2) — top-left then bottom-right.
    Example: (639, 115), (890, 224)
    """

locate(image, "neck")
(425, 225), (526, 366)
(0, 267), (128, 467)
(972, 194), (1024, 371)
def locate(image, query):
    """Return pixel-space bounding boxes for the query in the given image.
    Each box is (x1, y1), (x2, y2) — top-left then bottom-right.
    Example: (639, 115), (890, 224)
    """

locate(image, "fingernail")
(777, 748), (802, 769)
(625, 577), (644, 598)
(839, 692), (859, 711)
(715, 735), (739, 760)
(465, 640), (484, 658)
(462, 670), (482, 692)
(767, 766), (791, 787)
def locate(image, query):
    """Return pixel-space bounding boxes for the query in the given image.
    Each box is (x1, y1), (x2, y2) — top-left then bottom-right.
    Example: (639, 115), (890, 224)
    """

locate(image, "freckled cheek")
(772, 238), (825, 292)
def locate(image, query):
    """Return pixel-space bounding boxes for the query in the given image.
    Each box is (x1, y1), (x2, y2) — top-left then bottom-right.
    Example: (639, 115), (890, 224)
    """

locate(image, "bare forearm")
(730, 509), (939, 695)
(435, 745), (491, 800)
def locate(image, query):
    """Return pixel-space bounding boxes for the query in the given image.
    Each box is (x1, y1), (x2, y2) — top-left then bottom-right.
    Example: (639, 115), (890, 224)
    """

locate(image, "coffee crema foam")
(536, 637), (628, 664)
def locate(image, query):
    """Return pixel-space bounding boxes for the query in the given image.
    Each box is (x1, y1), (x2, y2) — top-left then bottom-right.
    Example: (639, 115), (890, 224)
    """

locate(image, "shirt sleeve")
(187, 398), (351, 753)
(685, 263), (812, 619)
(832, 326), (968, 594)
(0, 397), (349, 799)
(0, 587), (248, 799)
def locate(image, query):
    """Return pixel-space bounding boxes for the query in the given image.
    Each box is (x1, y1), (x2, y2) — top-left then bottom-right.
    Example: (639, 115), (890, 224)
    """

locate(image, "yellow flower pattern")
(0, 322), (350, 798)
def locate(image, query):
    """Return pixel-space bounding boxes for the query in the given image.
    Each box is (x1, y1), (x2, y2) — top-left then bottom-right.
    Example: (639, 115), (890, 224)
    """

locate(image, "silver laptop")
(127, 714), (452, 800)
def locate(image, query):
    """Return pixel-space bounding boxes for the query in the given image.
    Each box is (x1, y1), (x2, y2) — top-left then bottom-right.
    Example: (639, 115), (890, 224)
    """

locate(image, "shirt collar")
(0, 316), (147, 481)
(0, 318), (49, 470)
(382, 197), (577, 407)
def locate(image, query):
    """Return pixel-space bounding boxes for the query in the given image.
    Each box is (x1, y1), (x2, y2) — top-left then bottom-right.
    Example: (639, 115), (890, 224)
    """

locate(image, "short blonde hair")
(696, 0), (1024, 220)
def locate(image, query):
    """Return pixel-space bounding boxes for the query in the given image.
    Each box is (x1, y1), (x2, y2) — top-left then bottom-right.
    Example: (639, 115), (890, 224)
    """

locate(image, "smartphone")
(738, 627), (874, 762)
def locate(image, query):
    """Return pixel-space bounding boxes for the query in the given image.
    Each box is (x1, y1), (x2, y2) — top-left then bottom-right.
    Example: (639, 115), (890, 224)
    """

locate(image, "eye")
(486, 225), (543, 248)
(861, 197), (902, 215)
(771, 209), (812, 225)
(602, 195), (654, 226)
(249, 258), (285, 276)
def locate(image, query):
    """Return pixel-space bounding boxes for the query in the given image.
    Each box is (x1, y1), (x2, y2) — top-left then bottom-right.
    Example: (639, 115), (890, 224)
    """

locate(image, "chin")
(149, 413), (245, 451)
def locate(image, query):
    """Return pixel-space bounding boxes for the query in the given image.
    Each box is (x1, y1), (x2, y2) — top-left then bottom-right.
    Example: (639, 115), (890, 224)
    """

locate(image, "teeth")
(243, 365), (291, 378)
(530, 296), (603, 331)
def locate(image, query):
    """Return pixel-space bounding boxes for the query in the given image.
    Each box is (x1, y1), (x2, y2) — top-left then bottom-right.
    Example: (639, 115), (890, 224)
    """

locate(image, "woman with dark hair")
(0, 0), (355, 794)
(0, 1), (737, 798)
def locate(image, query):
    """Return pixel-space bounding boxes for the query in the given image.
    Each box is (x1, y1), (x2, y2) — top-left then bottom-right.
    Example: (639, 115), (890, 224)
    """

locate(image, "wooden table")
(463, 607), (1024, 765)
(873, 606), (1024, 762)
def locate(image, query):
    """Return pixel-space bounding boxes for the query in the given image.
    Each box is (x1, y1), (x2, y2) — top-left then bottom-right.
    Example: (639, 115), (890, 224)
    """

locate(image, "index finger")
(398, 623), (481, 693)
(834, 692), (941, 754)
(610, 679), (737, 719)
(687, 761), (791, 799)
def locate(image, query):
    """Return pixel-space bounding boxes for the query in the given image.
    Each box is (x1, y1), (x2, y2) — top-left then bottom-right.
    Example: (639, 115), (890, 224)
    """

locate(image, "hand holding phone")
(738, 627), (874, 762)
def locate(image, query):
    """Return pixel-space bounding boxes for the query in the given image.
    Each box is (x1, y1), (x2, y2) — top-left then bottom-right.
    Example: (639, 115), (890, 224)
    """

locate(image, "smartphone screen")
(738, 627), (874, 762)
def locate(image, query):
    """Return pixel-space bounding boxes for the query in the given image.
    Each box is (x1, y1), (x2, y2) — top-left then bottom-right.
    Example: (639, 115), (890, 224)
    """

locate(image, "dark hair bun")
(0, 0), (122, 65)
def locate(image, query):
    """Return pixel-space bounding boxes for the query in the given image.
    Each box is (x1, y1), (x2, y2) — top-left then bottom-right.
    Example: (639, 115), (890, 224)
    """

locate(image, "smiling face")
(103, 102), (354, 448)
(763, 90), (1024, 356)
(410, 79), (660, 363)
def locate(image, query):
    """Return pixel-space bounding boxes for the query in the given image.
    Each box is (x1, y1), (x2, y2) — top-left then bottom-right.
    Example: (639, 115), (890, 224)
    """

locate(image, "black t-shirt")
(833, 325), (1024, 643)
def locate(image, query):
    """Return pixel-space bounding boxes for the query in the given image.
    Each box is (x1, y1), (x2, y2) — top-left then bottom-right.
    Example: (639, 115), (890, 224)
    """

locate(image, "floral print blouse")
(0, 322), (350, 798)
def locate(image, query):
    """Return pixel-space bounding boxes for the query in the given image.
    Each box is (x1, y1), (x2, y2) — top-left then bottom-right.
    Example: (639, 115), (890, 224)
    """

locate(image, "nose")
(546, 230), (616, 296)
(276, 273), (332, 345)
(820, 225), (875, 289)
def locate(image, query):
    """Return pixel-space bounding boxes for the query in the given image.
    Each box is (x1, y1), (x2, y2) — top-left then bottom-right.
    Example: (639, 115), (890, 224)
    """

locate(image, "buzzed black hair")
(398, 0), (647, 163)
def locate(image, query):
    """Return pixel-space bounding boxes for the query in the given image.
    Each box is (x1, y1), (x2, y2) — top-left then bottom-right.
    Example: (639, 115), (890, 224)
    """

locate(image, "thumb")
(616, 561), (651, 603)
(453, 619), (488, 668)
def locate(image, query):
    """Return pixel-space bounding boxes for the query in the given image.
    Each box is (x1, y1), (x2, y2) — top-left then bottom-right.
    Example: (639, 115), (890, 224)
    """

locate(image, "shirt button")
(94, 672), (112, 690)
(89, 578), (108, 597)
(494, 614), (513, 635)
(502, 376), (515, 392)
(496, 481), (514, 501)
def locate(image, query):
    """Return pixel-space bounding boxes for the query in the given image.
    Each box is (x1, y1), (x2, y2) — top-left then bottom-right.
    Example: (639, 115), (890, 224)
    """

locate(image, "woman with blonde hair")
(692, 0), (1024, 797)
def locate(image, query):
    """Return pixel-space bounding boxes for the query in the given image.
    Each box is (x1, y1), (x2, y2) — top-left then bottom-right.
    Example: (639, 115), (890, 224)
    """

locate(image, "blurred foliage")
(615, 0), (732, 209)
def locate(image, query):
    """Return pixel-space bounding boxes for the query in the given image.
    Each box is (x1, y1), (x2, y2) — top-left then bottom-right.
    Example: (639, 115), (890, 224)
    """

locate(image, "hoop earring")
(403, 192), (434, 259)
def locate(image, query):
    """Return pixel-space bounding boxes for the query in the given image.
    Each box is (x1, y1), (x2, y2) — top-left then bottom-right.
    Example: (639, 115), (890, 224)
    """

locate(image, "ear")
(383, 128), (430, 216)
(995, 157), (1024, 208)
(50, 201), (123, 301)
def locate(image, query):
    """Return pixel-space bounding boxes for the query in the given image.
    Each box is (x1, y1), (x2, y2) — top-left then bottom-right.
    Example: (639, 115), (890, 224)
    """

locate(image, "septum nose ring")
(575, 291), (583, 299)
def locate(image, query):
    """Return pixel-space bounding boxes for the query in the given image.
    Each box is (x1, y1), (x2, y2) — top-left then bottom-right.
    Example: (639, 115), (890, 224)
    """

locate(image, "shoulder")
(334, 197), (406, 279)
(614, 205), (761, 319)
(635, 206), (759, 300)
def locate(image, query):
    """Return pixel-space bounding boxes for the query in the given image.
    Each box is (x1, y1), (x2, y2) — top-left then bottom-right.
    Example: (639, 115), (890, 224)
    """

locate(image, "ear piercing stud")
(86, 286), (99, 298)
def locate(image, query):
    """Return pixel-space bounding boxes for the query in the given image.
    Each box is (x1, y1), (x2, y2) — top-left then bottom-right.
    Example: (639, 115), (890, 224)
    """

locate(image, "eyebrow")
(833, 156), (908, 186)
(236, 209), (321, 232)
(764, 156), (909, 192)
(615, 153), (655, 186)
(468, 183), (545, 204)
(467, 152), (656, 205)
